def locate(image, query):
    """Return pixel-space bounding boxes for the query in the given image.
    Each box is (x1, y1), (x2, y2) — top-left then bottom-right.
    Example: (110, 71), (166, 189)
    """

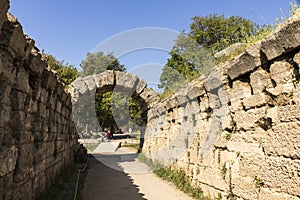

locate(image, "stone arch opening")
(69, 70), (160, 152)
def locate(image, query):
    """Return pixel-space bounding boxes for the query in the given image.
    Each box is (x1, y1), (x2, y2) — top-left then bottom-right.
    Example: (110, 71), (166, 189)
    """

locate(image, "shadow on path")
(83, 155), (146, 200)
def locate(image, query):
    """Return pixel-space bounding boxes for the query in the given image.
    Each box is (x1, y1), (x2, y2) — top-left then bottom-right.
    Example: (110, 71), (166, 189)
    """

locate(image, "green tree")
(43, 53), (78, 86)
(159, 63), (188, 96)
(80, 51), (125, 76)
(78, 51), (143, 133)
(78, 51), (131, 134)
(95, 91), (143, 132)
(159, 32), (214, 96)
(159, 14), (265, 97)
(189, 14), (259, 54)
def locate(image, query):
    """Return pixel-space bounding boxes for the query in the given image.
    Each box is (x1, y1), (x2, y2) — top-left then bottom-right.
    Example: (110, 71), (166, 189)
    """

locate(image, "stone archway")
(68, 70), (160, 152)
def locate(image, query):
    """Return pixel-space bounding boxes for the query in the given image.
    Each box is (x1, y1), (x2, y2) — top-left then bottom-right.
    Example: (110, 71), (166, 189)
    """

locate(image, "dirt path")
(82, 146), (194, 200)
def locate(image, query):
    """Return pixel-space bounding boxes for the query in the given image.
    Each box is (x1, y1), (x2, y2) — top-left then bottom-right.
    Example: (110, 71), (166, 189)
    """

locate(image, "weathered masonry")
(1, 0), (300, 199)
(0, 1), (79, 199)
(143, 9), (300, 200)
(69, 70), (160, 152)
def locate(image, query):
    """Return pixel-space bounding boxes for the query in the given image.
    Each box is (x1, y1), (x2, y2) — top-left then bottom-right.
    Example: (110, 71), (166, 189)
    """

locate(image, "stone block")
(176, 94), (188, 105)
(39, 88), (48, 104)
(234, 107), (266, 131)
(266, 106), (279, 125)
(72, 78), (87, 95)
(13, 69), (30, 94)
(83, 75), (96, 92)
(270, 61), (294, 85)
(204, 67), (224, 91)
(0, 81), (11, 106)
(230, 130), (267, 144)
(263, 122), (300, 159)
(231, 176), (258, 200)
(261, 17), (300, 60)
(219, 150), (237, 165)
(230, 99), (243, 112)
(0, 13), (27, 58)
(227, 80), (252, 102)
(9, 89), (26, 110)
(294, 52), (300, 66)
(0, 145), (18, 176)
(115, 71), (138, 91)
(0, 0), (9, 32)
(265, 83), (294, 98)
(27, 50), (47, 75)
(24, 36), (35, 59)
(243, 93), (266, 109)
(196, 166), (228, 191)
(184, 101), (200, 121)
(277, 105), (300, 122)
(165, 96), (178, 109)
(214, 42), (247, 59)
(260, 188), (299, 200)
(97, 70), (115, 87)
(6, 19), (27, 58)
(227, 141), (263, 154)
(135, 79), (147, 94)
(187, 85), (205, 100)
(55, 100), (62, 113)
(9, 110), (25, 131)
(199, 96), (209, 112)
(250, 68), (273, 94)
(260, 156), (300, 197)
(140, 87), (160, 108)
(208, 93), (221, 109)
(226, 51), (257, 80)
(220, 113), (232, 130)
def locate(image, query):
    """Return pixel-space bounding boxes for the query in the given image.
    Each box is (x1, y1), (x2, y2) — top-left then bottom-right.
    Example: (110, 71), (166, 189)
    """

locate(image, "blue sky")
(9, 1), (292, 88)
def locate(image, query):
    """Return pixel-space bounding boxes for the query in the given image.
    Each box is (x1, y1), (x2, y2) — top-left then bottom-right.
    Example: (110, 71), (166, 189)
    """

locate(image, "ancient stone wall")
(144, 10), (300, 200)
(0, 1), (79, 199)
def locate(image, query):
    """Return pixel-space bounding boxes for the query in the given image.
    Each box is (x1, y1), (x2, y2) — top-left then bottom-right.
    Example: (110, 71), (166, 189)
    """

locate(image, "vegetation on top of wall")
(42, 53), (79, 86)
(159, 0), (300, 99)
(79, 51), (126, 77)
(158, 14), (273, 99)
(276, 0), (299, 25)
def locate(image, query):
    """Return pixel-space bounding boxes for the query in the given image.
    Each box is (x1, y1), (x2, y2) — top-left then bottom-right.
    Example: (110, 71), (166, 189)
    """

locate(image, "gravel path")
(82, 147), (194, 200)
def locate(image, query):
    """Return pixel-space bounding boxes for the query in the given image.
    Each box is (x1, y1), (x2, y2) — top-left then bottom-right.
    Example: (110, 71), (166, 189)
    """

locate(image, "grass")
(138, 153), (214, 200)
(225, 133), (231, 140)
(83, 144), (99, 153)
(254, 176), (265, 189)
(121, 143), (140, 151)
(242, 26), (273, 46)
(35, 161), (88, 200)
(215, 26), (273, 64)
(138, 153), (163, 171)
(221, 163), (227, 180)
(155, 167), (211, 200)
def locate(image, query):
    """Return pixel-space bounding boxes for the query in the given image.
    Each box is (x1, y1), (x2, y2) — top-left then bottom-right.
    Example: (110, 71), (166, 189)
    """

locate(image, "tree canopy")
(43, 53), (78, 86)
(95, 91), (143, 132)
(75, 51), (144, 134)
(159, 14), (265, 97)
(80, 51), (125, 76)
(189, 14), (259, 54)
